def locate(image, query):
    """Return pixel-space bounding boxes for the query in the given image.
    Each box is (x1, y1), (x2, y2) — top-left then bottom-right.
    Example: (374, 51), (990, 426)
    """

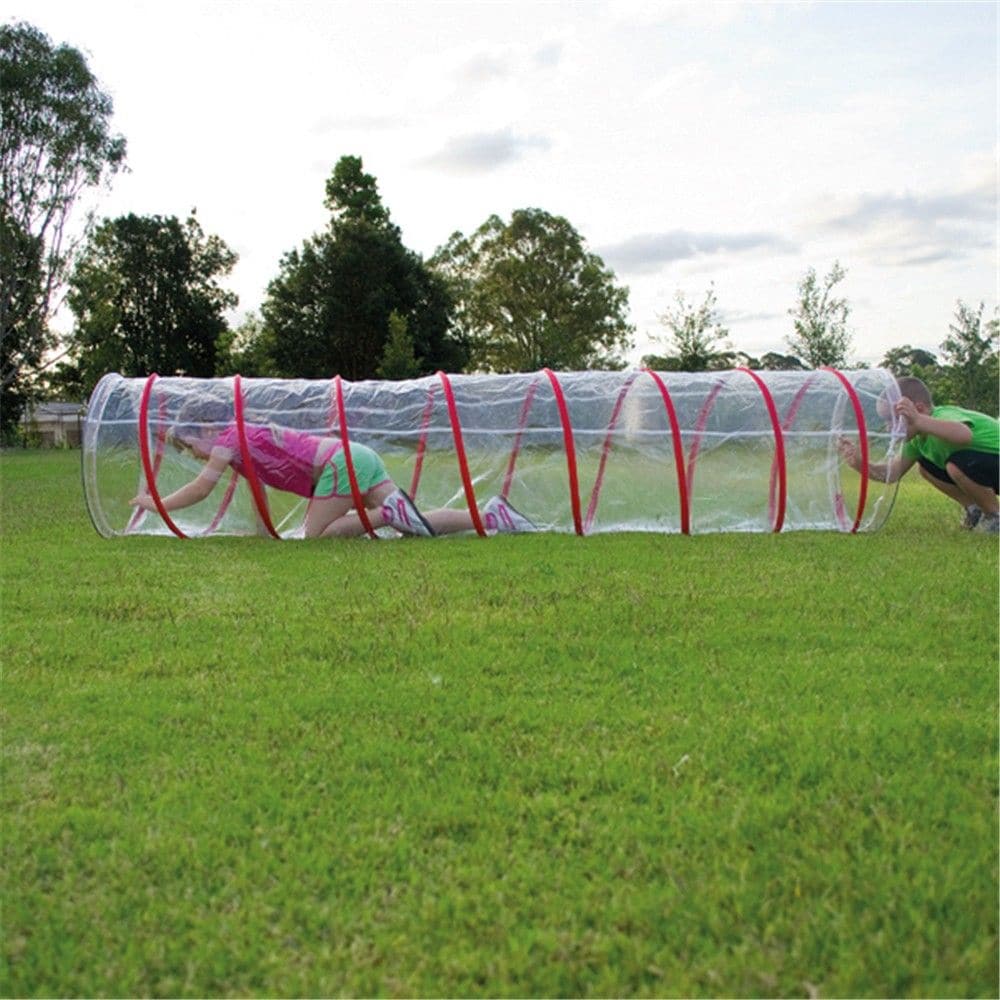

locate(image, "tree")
(0, 21), (126, 433)
(262, 156), (465, 380)
(786, 261), (853, 368)
(759, 351), (807, 371)
(66, 212), (237, 393)
(936, 300), (998, 413)
(215, 311), (277, 378)
(880, 344), (939, 377)
(642, 285), (734, 372)
(376, 310), (422, 380)
(430, 208), (633, 372)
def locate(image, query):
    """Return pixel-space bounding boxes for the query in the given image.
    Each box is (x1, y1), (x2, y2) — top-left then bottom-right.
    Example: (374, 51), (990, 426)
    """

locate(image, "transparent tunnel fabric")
(82, 368), (904, 539)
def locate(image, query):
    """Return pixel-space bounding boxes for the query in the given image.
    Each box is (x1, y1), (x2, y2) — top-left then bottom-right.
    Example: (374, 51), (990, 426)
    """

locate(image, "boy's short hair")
(896, 376), (933, 408)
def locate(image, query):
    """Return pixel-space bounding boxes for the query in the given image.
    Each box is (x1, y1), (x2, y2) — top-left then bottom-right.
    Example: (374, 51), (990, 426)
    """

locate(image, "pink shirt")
(213, 424), (334, 498)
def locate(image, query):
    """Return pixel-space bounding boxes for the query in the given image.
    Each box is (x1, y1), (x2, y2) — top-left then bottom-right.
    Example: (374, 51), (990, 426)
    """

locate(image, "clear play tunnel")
(81, 367), (904, 539)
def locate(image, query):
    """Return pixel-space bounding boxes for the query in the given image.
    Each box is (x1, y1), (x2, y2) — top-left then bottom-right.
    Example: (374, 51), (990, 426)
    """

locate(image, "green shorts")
(314, 443), (390, 499)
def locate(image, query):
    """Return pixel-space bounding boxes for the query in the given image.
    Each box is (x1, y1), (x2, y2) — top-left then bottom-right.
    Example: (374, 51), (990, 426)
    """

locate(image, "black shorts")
(918, 449), (999, 493)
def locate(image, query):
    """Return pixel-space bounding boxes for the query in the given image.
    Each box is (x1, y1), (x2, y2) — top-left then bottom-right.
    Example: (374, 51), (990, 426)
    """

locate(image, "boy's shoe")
(381, 489), (435, 537)
(975, 511), (999, 535)
(482, 495), (537, 533)
(961, 505), (982, 530)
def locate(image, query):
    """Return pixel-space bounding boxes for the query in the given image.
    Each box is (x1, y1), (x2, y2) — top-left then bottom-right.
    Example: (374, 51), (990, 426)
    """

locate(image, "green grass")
(2, 448), (997, 998)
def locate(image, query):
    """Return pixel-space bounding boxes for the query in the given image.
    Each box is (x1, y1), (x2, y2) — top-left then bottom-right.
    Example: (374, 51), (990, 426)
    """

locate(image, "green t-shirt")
(901, 405), (1000, 468)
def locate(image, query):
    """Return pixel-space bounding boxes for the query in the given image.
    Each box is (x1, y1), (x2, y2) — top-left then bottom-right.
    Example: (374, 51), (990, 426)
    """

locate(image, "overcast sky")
(18, 0), (999, 367)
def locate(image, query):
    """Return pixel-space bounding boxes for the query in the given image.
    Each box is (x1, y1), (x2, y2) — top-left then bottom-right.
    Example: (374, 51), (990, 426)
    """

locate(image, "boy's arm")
(837, 438), (915, 483)
(131, 449), (229, 512)
(895, 398), (973, 447)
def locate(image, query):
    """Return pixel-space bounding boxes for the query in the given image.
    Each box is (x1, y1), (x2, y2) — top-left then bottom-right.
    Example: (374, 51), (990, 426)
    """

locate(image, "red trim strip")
(501, 377), (540, 501)
(302, 381), (346, 532)
(584, 373), (638, 533)
(334, 375), (378, 538)
(233, 375), (281, 539)
(685, 376), (727, 502)
(437, 371), (486, 537)
(410, 386), (437, 499)
(127, 392), (170, 533)
(642, 369), (691, 535)
(327, 376), (340, 435)
(736, 367), (787, 533)
(137, 373), (188, 539)
(822, 367), (869, 532)
(206, 470), (240, 534)
(543, 368), (583, 535)
(770, 373), (818, 525)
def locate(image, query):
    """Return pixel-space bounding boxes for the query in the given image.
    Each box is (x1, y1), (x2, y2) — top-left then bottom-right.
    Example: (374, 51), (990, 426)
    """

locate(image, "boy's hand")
(130, 493), (155, 511)
(894, 397), (921, 433)
(837, 437), (859, 469)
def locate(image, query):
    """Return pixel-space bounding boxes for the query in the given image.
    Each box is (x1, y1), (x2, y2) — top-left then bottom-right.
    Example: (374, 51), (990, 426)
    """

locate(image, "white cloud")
(801, 175), (996, 267)
(600, 230), (798, 275)
(418, 128), (552, 174)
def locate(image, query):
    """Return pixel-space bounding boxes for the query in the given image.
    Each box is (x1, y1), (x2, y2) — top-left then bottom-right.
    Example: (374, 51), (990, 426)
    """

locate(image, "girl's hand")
(130, 494), (155, 511)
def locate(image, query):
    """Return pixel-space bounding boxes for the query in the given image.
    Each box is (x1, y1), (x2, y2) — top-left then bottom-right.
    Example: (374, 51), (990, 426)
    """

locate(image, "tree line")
(2, 20), (996, 441)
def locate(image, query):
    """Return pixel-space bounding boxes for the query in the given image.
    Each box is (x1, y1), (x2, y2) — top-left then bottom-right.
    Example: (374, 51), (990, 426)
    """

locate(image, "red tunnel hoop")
(822, 366), (870, 533)
(685, 376), (726, 500)
(334, 375), (378, 539)
(584, 373), (639, 533)
(137, 373), (189, 540)
(501, 369), (689, 536)
(206, 470), (240, 535)
(437, 371), (487, 537)
(543, 368), (584, 536)
(135, 374), (242, 539)
(128, 388), (169, 534)
(501, 378), (541, 502)
(409, 387), (437, 500)
(583, 370), (691, 535)
(233, 375), (281, 539)
(642, 369), (691, 535)
(736, 367), (787, 533)
(685, 370), (788, 533)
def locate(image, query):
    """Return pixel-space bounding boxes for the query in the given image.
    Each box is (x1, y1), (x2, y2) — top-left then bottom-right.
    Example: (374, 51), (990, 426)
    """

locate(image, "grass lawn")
(2, 448), (997, 997)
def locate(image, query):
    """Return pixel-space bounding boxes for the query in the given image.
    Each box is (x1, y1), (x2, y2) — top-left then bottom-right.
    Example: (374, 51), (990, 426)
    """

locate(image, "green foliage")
(323, 154), (391, 228)
(214, 311), (278, 378)
(878, 304), (999, 414)
(643, 284), (734, 372)
(376, 310), (423, 380)
(759, 351), (807, 371)
(263, 156), (466, 381)
(880, 344), (939, 377)
(936, 300), (999, 413)
(65, 212), (237, 392)
(787, 261), (853, 368)
(0, 20), (126, 433)
(431, 208), (633, 373)
(2, 450), (997, 997)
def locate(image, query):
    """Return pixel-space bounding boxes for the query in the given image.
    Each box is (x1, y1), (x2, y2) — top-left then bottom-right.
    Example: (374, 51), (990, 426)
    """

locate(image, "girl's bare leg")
(317, 481), (395, 538)
(424, 508), (476, 534)
(304, 495), (356, 538)
(314, 480), (478, 539)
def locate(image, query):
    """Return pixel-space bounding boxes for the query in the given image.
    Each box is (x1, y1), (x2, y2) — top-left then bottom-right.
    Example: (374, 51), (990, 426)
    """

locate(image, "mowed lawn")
(2, 448), (997, 998)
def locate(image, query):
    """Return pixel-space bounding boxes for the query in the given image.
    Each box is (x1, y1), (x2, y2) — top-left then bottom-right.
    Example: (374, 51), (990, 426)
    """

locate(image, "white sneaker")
(961, 505), (982, 530)
(482, 495), (537, 533)
(976, 512), (999, 536)
(381, 489), (435, 537)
